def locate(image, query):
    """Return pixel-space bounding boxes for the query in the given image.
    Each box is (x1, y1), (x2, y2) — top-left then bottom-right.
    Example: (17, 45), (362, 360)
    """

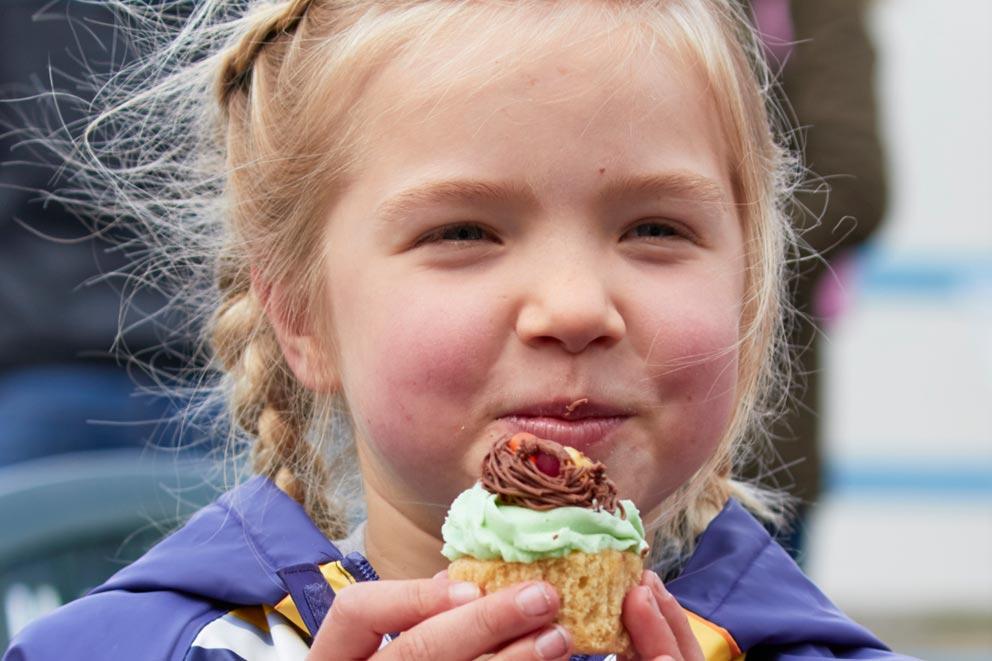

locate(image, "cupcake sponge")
(449, 549), (643, 655)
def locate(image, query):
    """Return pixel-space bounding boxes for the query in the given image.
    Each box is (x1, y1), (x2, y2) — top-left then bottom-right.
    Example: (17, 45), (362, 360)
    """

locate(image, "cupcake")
(441, 432), (648, 655)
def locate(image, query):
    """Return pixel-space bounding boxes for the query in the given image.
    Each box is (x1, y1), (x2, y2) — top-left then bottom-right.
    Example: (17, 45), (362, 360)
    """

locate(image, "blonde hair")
(55, 0), (798, 569)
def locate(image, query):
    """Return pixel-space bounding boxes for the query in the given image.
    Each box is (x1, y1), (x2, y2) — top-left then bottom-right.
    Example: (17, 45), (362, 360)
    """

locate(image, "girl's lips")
(497, 415), (629, 451)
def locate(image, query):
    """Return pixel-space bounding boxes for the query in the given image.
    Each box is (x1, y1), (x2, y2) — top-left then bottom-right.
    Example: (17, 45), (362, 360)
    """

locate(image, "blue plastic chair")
(0, 449), (225, 647)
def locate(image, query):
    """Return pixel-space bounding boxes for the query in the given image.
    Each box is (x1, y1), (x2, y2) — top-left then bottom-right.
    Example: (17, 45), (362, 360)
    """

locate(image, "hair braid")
(216, 0), (319, 107)
(211, 252), (346, 539)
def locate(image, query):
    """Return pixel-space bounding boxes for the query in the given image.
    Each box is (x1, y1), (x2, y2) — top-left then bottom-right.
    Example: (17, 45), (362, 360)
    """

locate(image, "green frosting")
(441, 482), (648, 562)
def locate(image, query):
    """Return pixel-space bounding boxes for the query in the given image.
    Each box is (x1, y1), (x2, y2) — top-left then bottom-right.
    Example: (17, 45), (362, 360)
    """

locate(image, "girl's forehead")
(354, 4), (705, 133)
(345, 18), (731, 203)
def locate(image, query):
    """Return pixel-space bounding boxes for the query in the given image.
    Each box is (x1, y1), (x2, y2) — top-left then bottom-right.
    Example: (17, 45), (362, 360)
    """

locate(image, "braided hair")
(216, 0), (317, 106)
(208, 0), (354, 538)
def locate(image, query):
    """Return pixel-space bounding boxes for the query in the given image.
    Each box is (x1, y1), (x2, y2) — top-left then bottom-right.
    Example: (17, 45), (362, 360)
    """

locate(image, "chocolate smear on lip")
(563, 397), (589, 417)
(480, 432), (624, 516)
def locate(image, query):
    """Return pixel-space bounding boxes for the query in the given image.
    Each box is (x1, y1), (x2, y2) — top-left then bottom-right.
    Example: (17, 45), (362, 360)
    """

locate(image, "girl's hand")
(620, 571), (704, 661)
(309, 576), (573, 660)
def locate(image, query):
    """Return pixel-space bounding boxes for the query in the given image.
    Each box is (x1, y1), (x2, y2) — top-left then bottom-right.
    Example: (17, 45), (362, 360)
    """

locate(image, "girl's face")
(319, 27), (746, 534)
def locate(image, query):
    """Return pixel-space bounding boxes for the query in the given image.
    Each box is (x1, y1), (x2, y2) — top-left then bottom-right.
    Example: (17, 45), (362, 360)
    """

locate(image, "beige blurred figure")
(743, 0), (889, 556)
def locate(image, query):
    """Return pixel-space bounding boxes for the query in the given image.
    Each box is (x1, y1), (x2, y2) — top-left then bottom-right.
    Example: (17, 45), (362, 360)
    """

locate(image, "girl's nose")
(514, 263), (626, 354)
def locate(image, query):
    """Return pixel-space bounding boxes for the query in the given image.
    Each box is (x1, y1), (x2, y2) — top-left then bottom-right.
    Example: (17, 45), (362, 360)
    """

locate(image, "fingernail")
(535, 625), (569, 659)
(449, 581), (481, 606)
(515, 583), (553, 616)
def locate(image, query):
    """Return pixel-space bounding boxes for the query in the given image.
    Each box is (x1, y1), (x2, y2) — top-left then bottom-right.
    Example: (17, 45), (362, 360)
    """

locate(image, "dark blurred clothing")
(746, 0), (888, 514)
(1, 1), (204, 464)
(0, 0), (190, 372)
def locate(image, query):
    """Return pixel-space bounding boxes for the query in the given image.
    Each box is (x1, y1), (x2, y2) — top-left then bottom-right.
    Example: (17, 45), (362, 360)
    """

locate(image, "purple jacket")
(4, 476), (915, 660)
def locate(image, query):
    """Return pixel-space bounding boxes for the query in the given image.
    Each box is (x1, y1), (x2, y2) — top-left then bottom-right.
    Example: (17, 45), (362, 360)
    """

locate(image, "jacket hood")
(90, 475), (346, 606)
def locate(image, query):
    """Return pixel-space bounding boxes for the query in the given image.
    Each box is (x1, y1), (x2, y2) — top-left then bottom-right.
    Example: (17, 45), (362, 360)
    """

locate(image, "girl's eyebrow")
(373, 170), (727, 224)
(599, 171), (729, 206)
(374, 179), (536, 225)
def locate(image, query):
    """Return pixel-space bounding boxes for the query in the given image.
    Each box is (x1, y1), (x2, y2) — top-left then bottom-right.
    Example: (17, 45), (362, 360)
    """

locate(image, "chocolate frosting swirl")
(480, 433), (623, 516)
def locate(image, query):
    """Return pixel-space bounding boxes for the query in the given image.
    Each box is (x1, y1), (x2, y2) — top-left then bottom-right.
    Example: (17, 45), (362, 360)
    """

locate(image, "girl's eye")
(621, 221), (681, 241)
(415, 223), (497, 246)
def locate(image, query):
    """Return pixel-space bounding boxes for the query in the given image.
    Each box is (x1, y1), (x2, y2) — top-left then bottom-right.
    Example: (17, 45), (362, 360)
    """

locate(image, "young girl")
(5, 1), (912, 659)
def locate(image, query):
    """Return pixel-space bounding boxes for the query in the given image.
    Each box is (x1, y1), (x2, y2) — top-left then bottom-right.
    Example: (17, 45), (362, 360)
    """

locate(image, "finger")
(433, 569), (449, 580)
(380, 581), (560, 660)
(491, 624), (571, 661)
(311, 578), (481, 660)
(622, 584), (680, 660)
(644, 571), (704, 661)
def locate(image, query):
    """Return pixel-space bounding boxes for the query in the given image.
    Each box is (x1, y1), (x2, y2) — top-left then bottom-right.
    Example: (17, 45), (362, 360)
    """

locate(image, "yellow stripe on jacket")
(686, 609), (744, 661)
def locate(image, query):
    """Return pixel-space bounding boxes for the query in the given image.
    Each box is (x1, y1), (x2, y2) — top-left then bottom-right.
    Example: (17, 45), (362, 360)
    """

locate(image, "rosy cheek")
(623, 292), (741, 493)
(337, 283), (501, 477)
(633, 283), (740, 389)
(666, 337), (739, 458)
(383, 310), (490, 395)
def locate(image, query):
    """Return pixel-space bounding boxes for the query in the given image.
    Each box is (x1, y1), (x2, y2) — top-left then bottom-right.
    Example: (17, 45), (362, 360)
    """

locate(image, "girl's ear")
(250, 266), (341, 394)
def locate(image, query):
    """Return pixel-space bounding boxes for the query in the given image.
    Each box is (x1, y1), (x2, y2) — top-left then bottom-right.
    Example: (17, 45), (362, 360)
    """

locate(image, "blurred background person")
(0, 0), (207, 466)
(740, 0), (888, 560)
